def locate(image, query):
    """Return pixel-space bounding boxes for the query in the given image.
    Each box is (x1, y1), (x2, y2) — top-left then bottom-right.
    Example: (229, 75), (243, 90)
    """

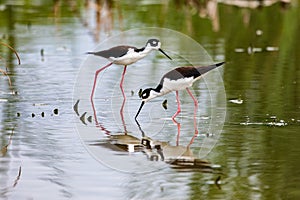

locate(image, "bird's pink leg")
(187, 134), (197, 148)
(186, 88), (199, 135)
(172, 91), (181, 120)
(89, 62), (112, 135)
(120, 99), (128, 134)
(90, 62), (113, 101)
(172, 118), (181, 146)
(119, 65), (128, 133)
(91, 95), (110, 135)
(119, 66), (127, 117)
(120, 65), (127, 100)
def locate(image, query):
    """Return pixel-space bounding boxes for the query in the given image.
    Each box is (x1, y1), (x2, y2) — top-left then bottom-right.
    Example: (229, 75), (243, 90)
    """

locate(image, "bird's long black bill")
(159, 48), (172, 60)
(134, 117), (145, 137)
(135, 101), (145, 120)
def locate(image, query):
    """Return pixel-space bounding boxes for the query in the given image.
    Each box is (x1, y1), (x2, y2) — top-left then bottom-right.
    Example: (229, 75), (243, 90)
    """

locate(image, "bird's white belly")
(160, 77), (194, 94)
(110, 51), (147, 65)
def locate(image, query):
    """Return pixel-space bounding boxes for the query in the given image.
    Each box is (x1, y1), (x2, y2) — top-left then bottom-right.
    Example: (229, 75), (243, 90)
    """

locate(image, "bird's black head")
(145, 38), (172, 60)
(146, 39), (160, 48)
(135, 88), (153, 121)
(140, 88), (152, 101)
(139, 88), (160, 102)
(135, 88), (159, 120)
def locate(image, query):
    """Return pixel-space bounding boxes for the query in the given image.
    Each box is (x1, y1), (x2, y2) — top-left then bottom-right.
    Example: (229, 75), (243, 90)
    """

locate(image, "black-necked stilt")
(135, 62), (225, 122)
(87, 39), (172, 101)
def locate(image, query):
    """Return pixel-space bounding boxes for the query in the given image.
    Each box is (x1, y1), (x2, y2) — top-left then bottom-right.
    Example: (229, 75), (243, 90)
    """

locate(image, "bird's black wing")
(155, 66), (198, 91)
(87, 45), (137, 59)
(195, 62), (225, 77)
(156, 62), (225, 90)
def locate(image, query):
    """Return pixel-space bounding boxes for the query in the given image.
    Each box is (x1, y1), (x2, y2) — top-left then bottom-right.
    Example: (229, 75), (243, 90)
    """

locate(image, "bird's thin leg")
(187, 134), (197, 148)
(186, 88), (199, 135)
(120, 102), (127, 134)
(172, 91), (181, 120)
(172, 118), (181, 146)
(91, 96), (110, 135)
(119, 65), (128, 133)
(120, 65), (127, 100)
(90, 62), (113, 101)
(120, 95), (128, 134)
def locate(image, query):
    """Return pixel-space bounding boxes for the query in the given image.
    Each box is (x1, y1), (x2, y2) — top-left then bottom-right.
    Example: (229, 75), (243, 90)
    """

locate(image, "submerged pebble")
(265, 46), (279, 52)
(266, 121), (287, 127)
(73, 100), (80, 116)
(138, 89), (143, 98)
(80, 112), (87, 125)
(234, 45), (279, 54)
(162, 99), (167, 110)
(200, 116), (210, 120)
(234, 48), (245, 53)
(248, 47), (262, 54)
(240, 120), (288, 127)
(33, 103), (48, 106)
(229, 99), (243, 104)
(53, 108), (58, 115)
(87, 116), (92, 123)
(256, 29), (263, 36)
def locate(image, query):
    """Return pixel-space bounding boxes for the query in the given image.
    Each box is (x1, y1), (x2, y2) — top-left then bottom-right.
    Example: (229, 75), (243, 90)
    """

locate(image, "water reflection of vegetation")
(223, 2), (299, 121)
(1, 5), (22, 193)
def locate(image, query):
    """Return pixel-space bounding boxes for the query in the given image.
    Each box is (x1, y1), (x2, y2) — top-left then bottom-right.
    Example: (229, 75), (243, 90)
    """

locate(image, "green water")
(0, 1), (299, 199)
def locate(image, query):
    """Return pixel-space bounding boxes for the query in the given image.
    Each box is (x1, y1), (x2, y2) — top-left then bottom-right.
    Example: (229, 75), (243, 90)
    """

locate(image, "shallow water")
(1, 1), (300, 200)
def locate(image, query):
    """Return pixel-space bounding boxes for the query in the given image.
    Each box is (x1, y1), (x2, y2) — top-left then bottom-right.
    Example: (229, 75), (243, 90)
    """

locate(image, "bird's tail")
(86, 52), (96, 55)
(196, 61), (225, 75)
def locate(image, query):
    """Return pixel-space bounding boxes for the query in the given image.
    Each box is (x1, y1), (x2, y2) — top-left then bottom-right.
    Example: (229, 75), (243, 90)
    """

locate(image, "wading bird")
(135, 62), (225, 134)
(87, 39), (172, 101)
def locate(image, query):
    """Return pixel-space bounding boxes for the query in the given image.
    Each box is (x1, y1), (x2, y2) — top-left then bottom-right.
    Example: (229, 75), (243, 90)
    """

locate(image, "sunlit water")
(1, 1), (300, 200)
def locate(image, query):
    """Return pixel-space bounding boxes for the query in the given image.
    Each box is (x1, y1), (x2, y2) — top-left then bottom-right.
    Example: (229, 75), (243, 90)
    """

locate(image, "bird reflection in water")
(133, 119), (218, 172)
(73, 99), (221, 174)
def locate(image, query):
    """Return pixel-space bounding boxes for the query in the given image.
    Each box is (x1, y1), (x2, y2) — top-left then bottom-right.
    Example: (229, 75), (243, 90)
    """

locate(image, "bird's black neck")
(154, 84), (162, 93)
(134, 47), (145, 53)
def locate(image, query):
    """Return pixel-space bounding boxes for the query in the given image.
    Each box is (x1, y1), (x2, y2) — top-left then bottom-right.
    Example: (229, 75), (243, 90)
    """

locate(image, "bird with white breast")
(87, 39), (172, 101)
(135, 62), (225, 121)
